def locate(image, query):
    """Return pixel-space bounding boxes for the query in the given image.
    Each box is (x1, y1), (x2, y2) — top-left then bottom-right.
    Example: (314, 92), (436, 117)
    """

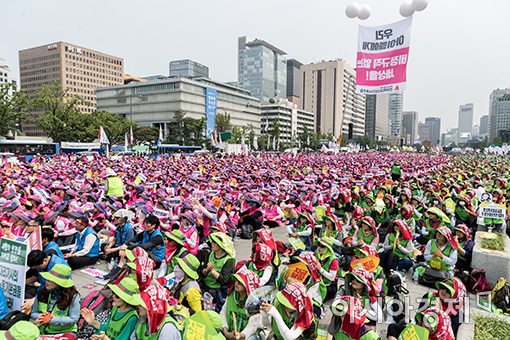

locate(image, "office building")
(418, 122), (429, 143)
(479, 115), (489, 136)
(364, 94), (390, 141)
(19, 41), (124, 136)
(0, 58), (16, 95)
(169, 59), (209, 78)
(238, 36), (287, 102)
(472, 125), (480, 138)
(388, 92), (403, 135)
(489, 88), (510, 142)
(301, 59), (365, 137)
(286, 59), (303, 106)
(458, 103), (474, 134)
(424, 117), (441, 146)
(261, 99), (314, 143)
(96, 76), (261, 139)
(402, 111), (418, 145)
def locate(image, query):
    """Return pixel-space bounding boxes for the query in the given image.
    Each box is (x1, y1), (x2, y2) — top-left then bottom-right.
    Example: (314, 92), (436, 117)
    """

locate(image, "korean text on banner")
(205, 88), (217, 138)
(27, 227), (42, 252)
(0, 238), (27, 311)
(356, 17), (413, 94)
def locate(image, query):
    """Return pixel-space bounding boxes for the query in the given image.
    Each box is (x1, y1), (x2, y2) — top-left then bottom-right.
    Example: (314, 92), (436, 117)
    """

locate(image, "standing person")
(82, 277), (141, 340)
(105, 168), (124, 199)
(31, 264), (81, 335)
(391, 162), (401, 182)
(124, 215), (166, 269)
(64, 215), (100, 270)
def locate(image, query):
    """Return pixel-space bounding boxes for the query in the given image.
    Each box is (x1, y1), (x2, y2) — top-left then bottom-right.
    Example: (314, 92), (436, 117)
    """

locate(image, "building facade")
(238, 36), (287, 102)
(418, 122), (429, 143)
(0, 58), (16, 90)
(489, 88), (510, 143)
(479, 115), (489, 136)
(424, 117), (441, 146)
(19, 41), (124, 136)
(388, 92), (403, 136)
(402, 111), (418, 145)
(301, 59), (365, 138)
(286, 59), (303, 106)
(364, 93), (389, 141)
(169, 59), (209, 78)
(261, 99), (314, 143)
(458, 103), (474, 134)
(96, 77), (261, 139)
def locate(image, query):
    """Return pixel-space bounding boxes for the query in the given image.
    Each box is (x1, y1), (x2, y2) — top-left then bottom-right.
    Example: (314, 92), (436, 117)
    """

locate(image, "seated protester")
(124, 215), (166, 269)
(417, 207), (449, 245)
(337, 267), (382, 327)
(201, 232), (236, 313)
(158, 230), (189, 280)
(0, 320), (40, 340)
(245, 242), (274, 286)
(410, 308), (455, 340)
(171, 254), (203, 315)
(352, 216), (379, 248)
(453, 224), (474, 273)
(318, 214), (343, 254)
(332, 189), (354, 219)
(22, 219), (40, 240)
(238, 195), (263, 232)
(83, 277), (141, 340)
(31, 264), (81, 335)
(351, 245), (385, 295)
(178, 212), (199, 255)
(314, 237), (339, 301)
(454, 195), (478, 231)
(263, 196), (284, 228)
(422, 226), (458, 278)
(418, 278), (467, 336)
(183, 310), (226, 340)
(398, 204), (416, 235)
(104, 209), (135, 261)
(63, 215), (100, 270)
(287, 213), (314, 251)
(379, 220), (414, 274)
(193, 198), (219, 240)
(221, 270), (260, 339)
(280, 191), (302, 224)
(328, 296), (380, 340)
(132, 285), (182, 340)
(41, 226), (64, 259)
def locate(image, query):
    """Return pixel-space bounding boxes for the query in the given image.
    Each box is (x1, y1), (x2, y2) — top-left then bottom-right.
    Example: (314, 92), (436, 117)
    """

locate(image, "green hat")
(176, 254), (200, 280)
(209, 232), (236, 257)
(108, 277), (143, 306)
(164, 229), (185, 246)
(415, 311), (438, 331)
(126, 249), (135, 262)
(0, 321), (40, 340)
(40, 264), (74, 288)
(276, 291), (295, 311)
(435, 279), (455, 296)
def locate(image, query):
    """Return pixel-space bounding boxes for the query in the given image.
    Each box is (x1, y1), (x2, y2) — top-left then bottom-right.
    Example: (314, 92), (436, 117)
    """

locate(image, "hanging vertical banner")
(205, 88), (217, 138)
(356, 17), (413, 94)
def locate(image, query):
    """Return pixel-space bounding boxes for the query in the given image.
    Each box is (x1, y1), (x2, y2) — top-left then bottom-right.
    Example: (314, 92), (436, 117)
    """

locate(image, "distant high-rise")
(388, 92), (403, 135)
(19, 41), (124, 136)
(301, 59), (365, 137)
(286, 59), (303, 106)
(169, 59), (209, 78)
(238, 36), (287, 102)
(418, 122), (429, 143)
(479, 115), (489, 135)
(424, 117), (441, 146)
(365, 94), (390, 141)
(402, 111), (418, 145)
(0, 58), (16, 95)
(458, 103), (474, 134)
(489, 88), (510, 142)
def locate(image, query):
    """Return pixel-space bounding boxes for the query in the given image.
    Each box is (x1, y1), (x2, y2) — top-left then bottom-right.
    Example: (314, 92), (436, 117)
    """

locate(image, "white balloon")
(345, 2), (360, 19)
(412, 0), (428, 12)
(357, 4), (371, 20)
(399, 2), (414, 17)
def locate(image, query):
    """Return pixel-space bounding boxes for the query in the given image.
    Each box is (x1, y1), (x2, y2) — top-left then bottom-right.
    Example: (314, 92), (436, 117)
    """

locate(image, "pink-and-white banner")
(356, 17), (413, 94)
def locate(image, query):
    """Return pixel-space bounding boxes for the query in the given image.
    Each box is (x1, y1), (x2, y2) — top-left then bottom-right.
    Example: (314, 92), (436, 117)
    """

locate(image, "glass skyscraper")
(238, 36), (287, 102)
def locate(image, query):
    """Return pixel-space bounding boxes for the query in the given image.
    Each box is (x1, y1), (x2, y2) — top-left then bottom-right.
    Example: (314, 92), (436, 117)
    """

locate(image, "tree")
(0, 83), (29, 137)
(134, 126), (159, 143)
(215, 112), (232, 133)
(166, 111), (206, 146)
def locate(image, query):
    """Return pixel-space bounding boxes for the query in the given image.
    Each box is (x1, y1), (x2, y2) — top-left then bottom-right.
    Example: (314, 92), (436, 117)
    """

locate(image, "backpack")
(240, 224), (253, 239)
(418, 268), (447, 287)
(77, 289), (112, 339)
(0, 310), (29, 330)
(468, 269), (491, 293)
(491, 278), (510, 313)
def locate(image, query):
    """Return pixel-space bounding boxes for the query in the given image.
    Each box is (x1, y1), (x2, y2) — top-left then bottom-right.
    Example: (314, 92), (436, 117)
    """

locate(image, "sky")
(2, 0), (509, 133)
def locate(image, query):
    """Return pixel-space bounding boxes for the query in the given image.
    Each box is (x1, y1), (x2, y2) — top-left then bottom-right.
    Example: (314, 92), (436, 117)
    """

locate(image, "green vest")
(203, 252), (232, 289)
(457, 241), (466, 261)
(320, 227), (339, 240)
(428, 240), (454, 271)
(334, 329), (381, 340)
(183, 311), (226, 340)
(317, 255), (335, 286)
(357, 229), (375, 246)
(166, 248), (187, 275)
(247, 261), (264, 278)
(38, 293), (78, 334)
(107, 176), (124, 198)
(392, 165), (401, 175)
(272, 300), (317, 340)
(225, 292), (248, 332)
(135, 315), (182, 340)
(105, 306), (138, 339)
(388, 233), (410, 259)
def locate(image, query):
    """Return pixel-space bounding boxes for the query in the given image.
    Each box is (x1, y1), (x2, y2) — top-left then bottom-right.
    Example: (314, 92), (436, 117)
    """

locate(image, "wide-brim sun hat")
(209, 232), (236, 257)
(164, 229), (185, 246)
(40, 264), (74, 288)
(0, 320), (40, 340)
(108, 277), (143, 306)
(276, 291), (295, 311)
(176, 254), (200, 280)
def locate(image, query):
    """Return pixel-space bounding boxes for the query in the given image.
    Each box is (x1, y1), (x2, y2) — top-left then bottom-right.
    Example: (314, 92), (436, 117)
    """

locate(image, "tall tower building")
(388, 92), (403, 135)
(402, 111), (418, 145)
(489, 89), (510, 142)
(424, 117), (441, 146)
(458, 103), (474, 134)
(479, 115), (489, 136)
(0, 58), (16, 95)
(19, 42), (124, 136)
(169, 59), (209, 78)
(365, 93), (390, 141)
(301, 59), (365, 138)
(286, 59), (303, 106)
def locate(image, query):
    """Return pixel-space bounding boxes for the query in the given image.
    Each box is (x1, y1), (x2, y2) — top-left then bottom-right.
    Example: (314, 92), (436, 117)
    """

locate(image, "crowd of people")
(0, 151), (508, 339)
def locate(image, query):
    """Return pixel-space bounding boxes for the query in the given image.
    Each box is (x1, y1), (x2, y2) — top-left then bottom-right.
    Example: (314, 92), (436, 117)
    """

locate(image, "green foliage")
(215, 112), (232, 133)
(0, 83), (29, 137)
(481, 233), (505, 251)
(166, 111), (206, 146)
(134, 126), (158, 143)
(475, 316), (510, 340)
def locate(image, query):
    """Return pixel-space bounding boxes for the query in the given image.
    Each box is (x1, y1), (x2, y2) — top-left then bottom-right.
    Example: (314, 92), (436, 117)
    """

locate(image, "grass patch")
(481, 233), (505, 251)
(475, 316), (510, 340)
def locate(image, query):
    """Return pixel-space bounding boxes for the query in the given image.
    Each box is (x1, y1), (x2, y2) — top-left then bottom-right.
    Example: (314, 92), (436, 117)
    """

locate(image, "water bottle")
(203, 292), (215, 310)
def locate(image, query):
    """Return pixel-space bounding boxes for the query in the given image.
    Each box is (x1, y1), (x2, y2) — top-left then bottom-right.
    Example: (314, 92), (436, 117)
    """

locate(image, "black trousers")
(67, 256), (99, 270)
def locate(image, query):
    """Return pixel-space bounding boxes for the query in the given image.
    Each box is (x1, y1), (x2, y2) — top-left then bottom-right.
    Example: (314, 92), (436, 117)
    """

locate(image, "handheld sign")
(350, 256), (380, 272)
(284, 261), (310, 284)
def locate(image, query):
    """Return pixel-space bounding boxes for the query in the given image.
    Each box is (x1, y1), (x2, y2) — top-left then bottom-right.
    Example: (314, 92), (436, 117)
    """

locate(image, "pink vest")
(180, 225), (199, 255)
(265, 205), (281, 223)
